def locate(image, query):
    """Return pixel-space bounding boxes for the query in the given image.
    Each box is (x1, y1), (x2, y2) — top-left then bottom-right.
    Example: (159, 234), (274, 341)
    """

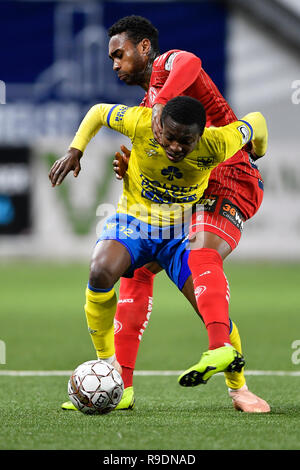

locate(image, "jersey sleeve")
(153, 51), (202, 106)
(205, 114), (267, 163)
(70, 104), (142, 152)
(240, 112), (268, 157)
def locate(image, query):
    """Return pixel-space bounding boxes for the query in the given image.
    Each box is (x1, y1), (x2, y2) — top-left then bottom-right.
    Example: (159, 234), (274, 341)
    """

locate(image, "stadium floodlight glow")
(0, 81), (6, 104)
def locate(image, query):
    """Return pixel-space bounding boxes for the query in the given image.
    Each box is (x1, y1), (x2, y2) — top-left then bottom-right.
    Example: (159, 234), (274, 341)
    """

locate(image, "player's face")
(108, 32), (147, 85)
(161, 116), (201, 163)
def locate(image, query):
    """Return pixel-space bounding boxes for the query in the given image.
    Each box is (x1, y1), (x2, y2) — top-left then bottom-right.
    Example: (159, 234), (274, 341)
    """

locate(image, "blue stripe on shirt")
(106, 104), (120, 128)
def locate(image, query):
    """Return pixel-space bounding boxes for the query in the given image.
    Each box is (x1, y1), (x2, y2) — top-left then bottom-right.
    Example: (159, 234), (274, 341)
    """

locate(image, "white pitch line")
(0, 370), (300, 377)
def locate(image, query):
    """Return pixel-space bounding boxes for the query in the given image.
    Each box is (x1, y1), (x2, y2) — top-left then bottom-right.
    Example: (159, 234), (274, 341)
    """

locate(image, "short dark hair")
(161, 96), (206, 134)
(108, 15), (160, 56)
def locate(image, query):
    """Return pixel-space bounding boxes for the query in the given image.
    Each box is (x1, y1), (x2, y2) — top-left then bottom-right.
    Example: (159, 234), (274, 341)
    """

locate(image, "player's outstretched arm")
(49, 103), (139, 187)
(49, 147), (82, 187)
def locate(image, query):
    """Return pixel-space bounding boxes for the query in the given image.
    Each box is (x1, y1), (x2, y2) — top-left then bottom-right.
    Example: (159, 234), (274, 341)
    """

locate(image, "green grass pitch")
(1, 261), (300, 450)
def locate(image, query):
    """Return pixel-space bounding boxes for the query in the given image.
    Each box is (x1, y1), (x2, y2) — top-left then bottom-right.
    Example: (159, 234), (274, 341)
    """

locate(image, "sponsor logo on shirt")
(114, 105), (128, 122)
(196, 196), (218, 213)
(140, 173), (199, 204)
(219, 198), (244, 231)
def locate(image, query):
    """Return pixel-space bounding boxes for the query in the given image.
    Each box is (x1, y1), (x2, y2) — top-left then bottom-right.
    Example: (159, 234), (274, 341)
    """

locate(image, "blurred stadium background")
(1, 0), (299, 260)
(1, 0), (300, 451)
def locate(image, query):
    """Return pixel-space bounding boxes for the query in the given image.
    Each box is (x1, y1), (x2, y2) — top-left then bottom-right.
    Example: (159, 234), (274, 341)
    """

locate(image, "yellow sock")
(224, 320), (246, 390)
(84, 286), (117, 359)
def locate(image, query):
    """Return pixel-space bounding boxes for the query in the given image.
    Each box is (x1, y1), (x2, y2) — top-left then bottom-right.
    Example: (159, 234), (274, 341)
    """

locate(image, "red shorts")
(189, 165), (264, 251)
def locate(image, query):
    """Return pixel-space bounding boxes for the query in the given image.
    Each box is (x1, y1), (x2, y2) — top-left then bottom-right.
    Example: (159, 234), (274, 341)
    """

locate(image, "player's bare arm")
(49, 147), (82, 187)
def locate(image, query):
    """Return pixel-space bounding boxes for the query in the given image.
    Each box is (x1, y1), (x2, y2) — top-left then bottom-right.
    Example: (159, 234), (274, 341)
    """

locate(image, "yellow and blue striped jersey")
(70, 104), (267, 225)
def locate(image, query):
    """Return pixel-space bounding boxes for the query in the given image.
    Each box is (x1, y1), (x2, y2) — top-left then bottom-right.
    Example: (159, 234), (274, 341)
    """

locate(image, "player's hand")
(49, 147), (83, 187)
(151, 103), (164, 144)
(112, 145), (131, 180)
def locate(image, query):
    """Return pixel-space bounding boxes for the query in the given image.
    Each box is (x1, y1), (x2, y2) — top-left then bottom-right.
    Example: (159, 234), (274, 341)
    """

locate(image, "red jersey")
(140, 50), (262, 180)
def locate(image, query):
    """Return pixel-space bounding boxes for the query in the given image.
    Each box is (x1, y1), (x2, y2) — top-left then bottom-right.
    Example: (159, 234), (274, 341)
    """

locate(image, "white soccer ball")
(68, 360), (124, 415)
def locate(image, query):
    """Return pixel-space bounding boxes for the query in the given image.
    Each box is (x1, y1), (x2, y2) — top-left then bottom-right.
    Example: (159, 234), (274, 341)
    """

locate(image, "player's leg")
(62, 238), (132, 412)
(180, 270), (246, 387)
(187, 231), (233, 350)
(62, 213), (152, 411)
(85, 213), (155, 367)
(178, 201), (247, 386)
(156, 233), (244, 387)
(176, 235), (245, 386)
(113, 227), (245, 408)
(185, 191), (248, 389)
(85, 239), (132, 362)
(172, 172), (270, 409)
(114, 262), (162, 394)
(114, 262), (162, 410)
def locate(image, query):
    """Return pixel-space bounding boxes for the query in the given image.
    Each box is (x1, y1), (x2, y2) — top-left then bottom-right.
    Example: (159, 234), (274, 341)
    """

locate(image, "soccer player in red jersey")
(106, 15), (270, 413)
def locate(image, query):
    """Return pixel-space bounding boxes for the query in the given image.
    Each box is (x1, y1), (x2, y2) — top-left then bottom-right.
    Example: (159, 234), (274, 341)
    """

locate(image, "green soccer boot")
(178, 345), (245, 387)
(115, 386), (135, 410)
(61, 386), (135, 411)
(61, 400), (78, 411)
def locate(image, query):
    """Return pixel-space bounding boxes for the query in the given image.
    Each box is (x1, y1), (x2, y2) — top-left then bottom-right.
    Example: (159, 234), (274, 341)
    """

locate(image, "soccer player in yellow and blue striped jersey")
(49, 96), (267, 402)
(67, 99), (264, 227)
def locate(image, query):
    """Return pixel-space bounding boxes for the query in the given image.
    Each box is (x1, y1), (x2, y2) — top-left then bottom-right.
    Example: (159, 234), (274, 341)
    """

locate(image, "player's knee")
(89, 259), (115, 290)
(189, 231), (205, 250)
(189, 231), (231, 260)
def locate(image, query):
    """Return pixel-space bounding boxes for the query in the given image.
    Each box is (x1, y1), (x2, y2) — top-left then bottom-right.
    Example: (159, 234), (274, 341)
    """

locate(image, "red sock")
(114, 266), (155, 388)
(120, 366), (134, 390)
(188, 248), (231, 350)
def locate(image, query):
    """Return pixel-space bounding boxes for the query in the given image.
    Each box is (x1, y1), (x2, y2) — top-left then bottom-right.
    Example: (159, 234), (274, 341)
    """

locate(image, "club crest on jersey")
(197, 156), (214, 169)
(161, 166), (183, 181)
